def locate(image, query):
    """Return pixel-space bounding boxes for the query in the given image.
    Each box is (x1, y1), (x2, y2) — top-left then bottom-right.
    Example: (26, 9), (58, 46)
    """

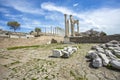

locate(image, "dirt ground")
(0, 36), (64, 48)
(0, 36), (120, 80)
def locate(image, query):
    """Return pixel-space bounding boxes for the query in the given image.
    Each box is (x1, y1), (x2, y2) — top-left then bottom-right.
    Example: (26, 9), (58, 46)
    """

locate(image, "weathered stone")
(113, 50), (120, 57)
(109, 40), (119, 44)
(61, 50), (70, 58)
(87, 50), (98, 59)
(47, 41), (51, 44)
(99, 44), (107, 49)
(63, 47), (68, 51)
(110, 60), (120, 69)
(71, 47), (77, 52)
(106, 43), (119, 47)
(51, 38), (57, 43)
(63, 46), (77, 55)
(114, 47), (120, 51)
(87, 40), (120, 70)
(97, 52), (110, 66)
(67, 48), (74, 55)
(105, 50), (117, 60)
(64, 14), (79, 37)
(52, 49), (63, 58)
(108, 47), (116, 50)
(92, 56), (102, 68)
(91, 46), (97, 50)
(96, 47), (105, 53)
(52, 46), (77, 58)
(86, 74), (99, 80)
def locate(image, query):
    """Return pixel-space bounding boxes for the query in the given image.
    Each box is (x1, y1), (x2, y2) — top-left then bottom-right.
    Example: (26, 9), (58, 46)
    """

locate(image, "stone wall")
(70, 35), (120, 43)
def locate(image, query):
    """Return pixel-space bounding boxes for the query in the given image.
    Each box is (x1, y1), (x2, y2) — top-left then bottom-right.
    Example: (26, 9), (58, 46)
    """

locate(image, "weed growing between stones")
(10, 61), (20, 65)
(31, 77), (37, 80)
(70, 70), (88, 80)
(7, 45), (40, 50)
(3, 60), (21, 68)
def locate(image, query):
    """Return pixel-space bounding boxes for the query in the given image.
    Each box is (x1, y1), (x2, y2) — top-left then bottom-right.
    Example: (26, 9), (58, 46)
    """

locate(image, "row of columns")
(43, 27), (59, 35)
(64, 14), (79, 37)
(51, 26), (59, 35)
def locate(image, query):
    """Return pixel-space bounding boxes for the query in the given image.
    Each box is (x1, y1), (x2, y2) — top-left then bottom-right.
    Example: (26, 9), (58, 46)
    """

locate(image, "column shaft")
(70, 15), (74, 37)
(64, 14), (68, 37)
(77, 20), (79, 33)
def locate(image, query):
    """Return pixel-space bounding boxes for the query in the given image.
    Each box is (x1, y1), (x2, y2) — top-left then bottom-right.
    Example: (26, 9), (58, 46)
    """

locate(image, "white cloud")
(81, 8), (120, 34)
(73, 3), (79, 7)
(1, 1), (120, 34)
(41, 2), (120, 35)
(20, 17), (42, 29)
(1, 0), (44, 15)
(44, 12), (64, 22)
(41, 2), (74, 15)
(0, 8), (10, 13)
(4, 14), (23, 20)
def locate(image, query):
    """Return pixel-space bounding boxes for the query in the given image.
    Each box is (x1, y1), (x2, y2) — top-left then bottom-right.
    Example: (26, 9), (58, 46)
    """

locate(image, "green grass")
(116, 55), (120, 59)
(55, 47), (63, 50)
(7, 45), (40, 50)
(3, 61), (20, 68)
(70, 70), (88, 80)
(7, 43), (63, 50)
(31, 78), (37, 80)
(44, 76), (49, 80)
(10, 61), (20, 65)
(23, 78), (26, 80)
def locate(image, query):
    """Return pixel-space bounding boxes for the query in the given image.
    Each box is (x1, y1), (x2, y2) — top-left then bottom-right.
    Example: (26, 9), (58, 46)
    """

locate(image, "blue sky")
(0, 0), (120, 35)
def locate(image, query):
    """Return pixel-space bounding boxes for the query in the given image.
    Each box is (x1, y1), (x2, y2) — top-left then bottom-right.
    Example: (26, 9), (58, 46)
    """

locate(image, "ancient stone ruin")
(52, 46), (77, 58)
(86, 40), (120, 70)
(64, 14), (79, 38)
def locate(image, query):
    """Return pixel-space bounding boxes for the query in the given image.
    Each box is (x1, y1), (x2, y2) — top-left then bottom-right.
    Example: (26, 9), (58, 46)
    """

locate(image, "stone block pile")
(52, 46), (77, 58)
(86, 40), (120, 69)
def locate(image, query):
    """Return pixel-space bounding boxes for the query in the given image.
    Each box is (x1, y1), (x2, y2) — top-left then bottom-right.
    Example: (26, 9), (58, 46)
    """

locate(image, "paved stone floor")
(0, 44), (119, 80)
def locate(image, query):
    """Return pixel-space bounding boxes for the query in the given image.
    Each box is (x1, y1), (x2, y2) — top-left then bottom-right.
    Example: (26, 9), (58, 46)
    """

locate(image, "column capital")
(77, 20), (79, 24)
(70, 15), (72, 17)
(64, 14), (67, 16)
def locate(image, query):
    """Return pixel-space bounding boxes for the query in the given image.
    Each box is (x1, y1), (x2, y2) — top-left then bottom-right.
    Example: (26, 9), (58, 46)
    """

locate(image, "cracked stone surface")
(0, 44), (120, 80)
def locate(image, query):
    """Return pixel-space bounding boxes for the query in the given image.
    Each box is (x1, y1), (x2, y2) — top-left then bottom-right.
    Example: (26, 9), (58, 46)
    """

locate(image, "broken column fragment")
(86, 40), (120, 70)
(52, 46), (77, 58)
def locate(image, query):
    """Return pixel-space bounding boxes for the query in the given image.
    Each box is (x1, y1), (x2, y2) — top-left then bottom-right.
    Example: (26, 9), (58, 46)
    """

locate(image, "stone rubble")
(52, 46), (77, 58)
(52, 49), (63, 58)
(86, 40), (120, 69)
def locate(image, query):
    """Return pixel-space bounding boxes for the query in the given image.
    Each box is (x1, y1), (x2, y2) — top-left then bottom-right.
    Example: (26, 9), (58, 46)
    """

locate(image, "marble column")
(77, 20), (79, 33)
(64, 14), (68, 37)
(51, 26), (52, 35)
(70, 15), (75, 37)
(67, 19), (69, 37)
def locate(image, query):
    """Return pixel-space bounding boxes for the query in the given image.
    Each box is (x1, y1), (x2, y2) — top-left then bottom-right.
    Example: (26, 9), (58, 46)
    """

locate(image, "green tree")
(100, 31), (107, 37)
(29, 30), (34, 35)
(35, 27), (41, 37)
(7, 21), (20, 32)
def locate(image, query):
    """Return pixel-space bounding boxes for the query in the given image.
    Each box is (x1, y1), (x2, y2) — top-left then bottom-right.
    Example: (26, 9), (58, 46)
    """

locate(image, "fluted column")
(64, 14), (68, 37)
(67, 19), (69, 37)
(77, 20), (79, 33)
(70, 15), (74, 37)
(51, 26), (52, 35)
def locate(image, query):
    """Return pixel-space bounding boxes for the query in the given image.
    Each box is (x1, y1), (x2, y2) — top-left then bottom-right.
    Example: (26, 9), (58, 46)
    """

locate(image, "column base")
(64, 37), (70, 43)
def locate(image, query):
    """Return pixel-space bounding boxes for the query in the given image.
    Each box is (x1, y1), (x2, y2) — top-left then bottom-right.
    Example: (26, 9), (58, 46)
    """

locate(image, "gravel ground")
(0, 43), (120, 80)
